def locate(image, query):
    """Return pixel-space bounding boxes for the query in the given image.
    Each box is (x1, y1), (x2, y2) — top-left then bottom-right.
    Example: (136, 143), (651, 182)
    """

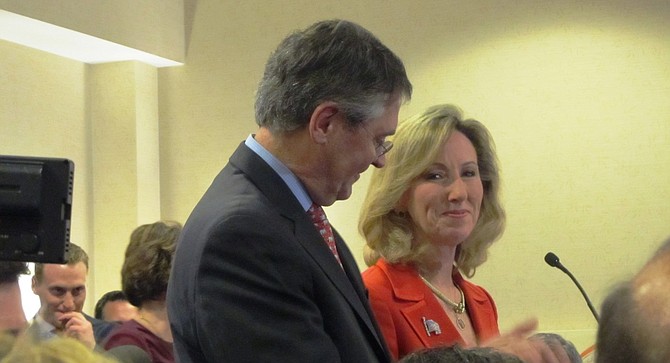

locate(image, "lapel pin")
(422, 317), (441, 336)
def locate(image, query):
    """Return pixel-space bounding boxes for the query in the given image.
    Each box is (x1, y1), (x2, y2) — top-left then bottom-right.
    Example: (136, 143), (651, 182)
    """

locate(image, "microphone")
(544, 252), (600, 323)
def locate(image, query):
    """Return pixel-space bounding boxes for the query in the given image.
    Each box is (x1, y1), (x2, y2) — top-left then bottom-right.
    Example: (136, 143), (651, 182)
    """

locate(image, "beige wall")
(3, 0), (670, 352)
(0, 0), (185, 62)
(0, 41), (161, 314)
(1, 39), (93, 310)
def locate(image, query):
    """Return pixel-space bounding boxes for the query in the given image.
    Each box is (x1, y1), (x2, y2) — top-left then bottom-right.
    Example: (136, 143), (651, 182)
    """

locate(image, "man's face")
(102, 299), (138, 322)
(32, 262), (87, 329)
(317, 95), (402, 206)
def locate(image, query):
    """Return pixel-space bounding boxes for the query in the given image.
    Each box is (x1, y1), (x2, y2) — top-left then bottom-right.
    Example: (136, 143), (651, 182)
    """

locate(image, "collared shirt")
(30, 314), (58, 341)
(245, 134), (312, 211)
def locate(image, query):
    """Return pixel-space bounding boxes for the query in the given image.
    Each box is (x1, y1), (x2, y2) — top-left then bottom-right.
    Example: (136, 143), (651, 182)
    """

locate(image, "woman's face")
(402, 131), (484, 247)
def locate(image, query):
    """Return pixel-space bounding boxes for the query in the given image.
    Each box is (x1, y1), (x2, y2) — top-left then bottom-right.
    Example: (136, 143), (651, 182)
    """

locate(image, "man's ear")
(31, 275), (38, 293)
(309, 102), (340, 144)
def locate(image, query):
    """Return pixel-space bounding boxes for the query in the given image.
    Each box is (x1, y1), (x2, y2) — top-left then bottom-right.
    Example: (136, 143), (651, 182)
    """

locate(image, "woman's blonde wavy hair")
(1, 335), (119, 363)
(359, 104), (505, 277)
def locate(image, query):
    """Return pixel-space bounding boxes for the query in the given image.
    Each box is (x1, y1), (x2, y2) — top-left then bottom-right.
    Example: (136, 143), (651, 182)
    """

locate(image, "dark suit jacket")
(167, 142), (391, 363)
(362, 259), (500, 360)
(85, 313), (118, 344)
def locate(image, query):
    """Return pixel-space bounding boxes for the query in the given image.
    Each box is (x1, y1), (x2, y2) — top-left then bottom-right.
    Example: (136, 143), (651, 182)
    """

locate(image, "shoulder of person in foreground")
(103, 321), (150, 351)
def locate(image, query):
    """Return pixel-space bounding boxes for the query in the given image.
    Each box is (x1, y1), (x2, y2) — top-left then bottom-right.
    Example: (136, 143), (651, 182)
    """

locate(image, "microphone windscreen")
(544, 252), (560, 267)
(104, 345), (152, 363)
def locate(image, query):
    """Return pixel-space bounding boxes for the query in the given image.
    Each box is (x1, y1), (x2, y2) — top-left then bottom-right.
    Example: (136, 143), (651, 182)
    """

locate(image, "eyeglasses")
(362, 125), (393, 158)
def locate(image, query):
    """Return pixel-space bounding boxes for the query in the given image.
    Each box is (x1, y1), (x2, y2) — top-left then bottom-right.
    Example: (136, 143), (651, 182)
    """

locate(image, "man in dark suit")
(167, 19), (412, 362)
(26, 243), (116, 348)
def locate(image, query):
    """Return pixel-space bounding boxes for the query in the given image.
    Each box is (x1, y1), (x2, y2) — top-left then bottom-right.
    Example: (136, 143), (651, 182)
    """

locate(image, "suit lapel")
(294, 208), (387, 348)
(229, 143), (388, 353)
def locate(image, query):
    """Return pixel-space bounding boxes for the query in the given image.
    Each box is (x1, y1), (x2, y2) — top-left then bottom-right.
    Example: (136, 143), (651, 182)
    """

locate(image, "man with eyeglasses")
(168, 19), (412, 363)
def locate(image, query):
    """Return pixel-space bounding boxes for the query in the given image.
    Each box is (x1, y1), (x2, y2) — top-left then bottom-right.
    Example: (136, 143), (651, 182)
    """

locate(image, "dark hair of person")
(532, 333), (582, 363)
(398, 345), (523, 363)
(0, 262), (28, 284)
(34, 243), (88, 283)
(94, 290), (130, 320)
(255, 19), (412, 133)
(121, 221), (181, 307)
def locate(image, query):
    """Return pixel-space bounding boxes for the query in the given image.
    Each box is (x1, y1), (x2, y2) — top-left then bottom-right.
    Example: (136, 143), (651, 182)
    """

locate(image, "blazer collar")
(378, 259), (491, 305)
(377, 259), (497, 346)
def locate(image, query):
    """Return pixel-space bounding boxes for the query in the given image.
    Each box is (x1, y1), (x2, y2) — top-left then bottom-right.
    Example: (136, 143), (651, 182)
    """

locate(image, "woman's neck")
(137, 300), (172, 343)
(421, 244), (458, 290)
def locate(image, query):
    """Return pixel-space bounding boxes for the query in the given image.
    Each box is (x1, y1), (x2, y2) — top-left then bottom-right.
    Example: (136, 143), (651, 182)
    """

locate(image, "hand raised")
(481, 318), (571, 363)
(59, 312), (96, 350)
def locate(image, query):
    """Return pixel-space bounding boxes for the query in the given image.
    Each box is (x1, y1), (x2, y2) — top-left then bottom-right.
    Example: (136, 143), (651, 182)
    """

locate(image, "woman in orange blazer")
(363, 259), (500, 359)
(360, 105), (566, 363)
(360, 104), (503, 360)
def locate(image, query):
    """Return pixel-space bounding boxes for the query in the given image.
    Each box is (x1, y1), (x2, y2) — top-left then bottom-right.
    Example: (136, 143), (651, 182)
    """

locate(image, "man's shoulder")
(26, 314), (59, 341)
(84, 313), (119, 342)
(24, 318), (47, 341)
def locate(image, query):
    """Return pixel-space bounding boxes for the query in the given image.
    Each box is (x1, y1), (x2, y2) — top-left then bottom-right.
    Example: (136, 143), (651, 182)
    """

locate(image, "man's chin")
(336, 186), (353, 201)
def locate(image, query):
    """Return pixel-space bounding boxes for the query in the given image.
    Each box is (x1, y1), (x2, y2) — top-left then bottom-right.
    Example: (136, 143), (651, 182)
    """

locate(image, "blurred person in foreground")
(531, 333), (581, 363)
(104, 221), (181, 363)
(95, 290), (138, 323)
(398, 344), (524, 363)
(1, 335), (118, 363)
(167, 19), (412, 363)
(0, 261), (29, 358)
(596, 236), (670, 363)
(0, 262), (29, 336)
(360, 104), (569, 363)
(27, 243), (115, 349)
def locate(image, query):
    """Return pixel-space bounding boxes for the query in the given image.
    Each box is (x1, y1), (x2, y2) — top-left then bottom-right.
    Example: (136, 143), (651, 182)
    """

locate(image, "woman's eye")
(425, 172), (443, 180)
(463, 169), (478, 177)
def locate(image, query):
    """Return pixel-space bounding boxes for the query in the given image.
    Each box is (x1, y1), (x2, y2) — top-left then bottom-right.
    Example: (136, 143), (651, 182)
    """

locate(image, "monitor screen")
(0, 155), (74, 263)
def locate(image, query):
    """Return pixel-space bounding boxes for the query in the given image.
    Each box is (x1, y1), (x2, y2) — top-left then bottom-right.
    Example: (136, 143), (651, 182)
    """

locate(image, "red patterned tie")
(308, 203), (342, 267)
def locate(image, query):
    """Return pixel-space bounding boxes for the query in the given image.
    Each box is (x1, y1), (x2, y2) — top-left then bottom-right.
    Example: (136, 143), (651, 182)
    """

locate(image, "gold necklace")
(420, 275), (467, 330)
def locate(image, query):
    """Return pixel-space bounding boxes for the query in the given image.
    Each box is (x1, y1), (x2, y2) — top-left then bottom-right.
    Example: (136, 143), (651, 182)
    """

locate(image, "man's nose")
(61, 293), (75, 310)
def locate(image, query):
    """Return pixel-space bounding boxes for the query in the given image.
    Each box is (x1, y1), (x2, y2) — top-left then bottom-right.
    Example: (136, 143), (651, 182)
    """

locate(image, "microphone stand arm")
(557, 265), (600, 323)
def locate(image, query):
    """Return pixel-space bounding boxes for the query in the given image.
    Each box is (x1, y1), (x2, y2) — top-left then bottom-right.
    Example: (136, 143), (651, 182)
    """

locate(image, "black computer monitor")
(0, 155), (74, 263)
